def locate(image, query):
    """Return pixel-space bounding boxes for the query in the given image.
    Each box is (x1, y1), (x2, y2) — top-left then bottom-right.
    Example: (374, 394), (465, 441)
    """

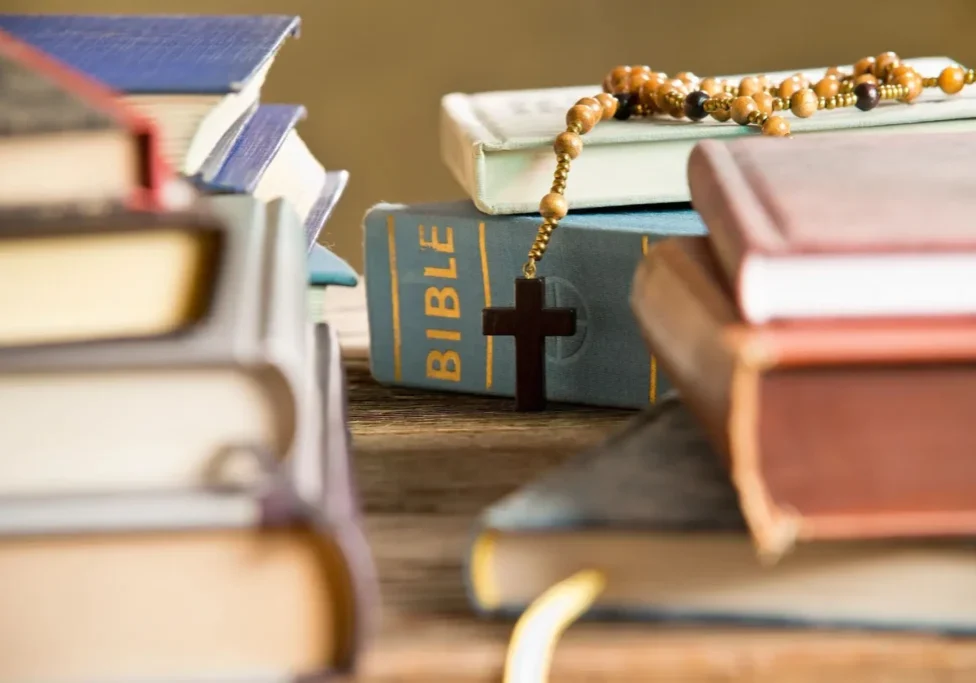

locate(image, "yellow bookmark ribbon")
(502, 569), (606, 683)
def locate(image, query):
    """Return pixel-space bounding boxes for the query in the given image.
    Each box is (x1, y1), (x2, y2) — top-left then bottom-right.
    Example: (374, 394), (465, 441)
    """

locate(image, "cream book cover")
(440, 56), (976, 214)
(0, 195), (311, 497)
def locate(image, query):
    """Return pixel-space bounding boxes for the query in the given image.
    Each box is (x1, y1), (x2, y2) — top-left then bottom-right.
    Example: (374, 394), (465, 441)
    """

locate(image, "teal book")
(464, 395), (976, 634)
(362, 200), (706, 408)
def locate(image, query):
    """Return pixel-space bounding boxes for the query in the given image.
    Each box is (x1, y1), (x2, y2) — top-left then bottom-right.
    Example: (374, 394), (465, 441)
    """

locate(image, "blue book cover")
(194, 103), (258, 183)
(363, 200), (706, 408)
(465, 395), (976, 635)
(0, 14), (300, 94)
(202, 104), (306, 192)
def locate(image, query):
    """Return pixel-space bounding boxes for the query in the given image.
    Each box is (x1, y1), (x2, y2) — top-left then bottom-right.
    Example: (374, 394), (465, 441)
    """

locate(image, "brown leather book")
(687, 130), (976, 324)
(630, 236), (976, 558)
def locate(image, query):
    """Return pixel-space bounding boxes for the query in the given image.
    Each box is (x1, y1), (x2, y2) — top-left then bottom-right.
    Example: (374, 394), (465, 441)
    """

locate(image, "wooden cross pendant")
(482, 277), (576, 411)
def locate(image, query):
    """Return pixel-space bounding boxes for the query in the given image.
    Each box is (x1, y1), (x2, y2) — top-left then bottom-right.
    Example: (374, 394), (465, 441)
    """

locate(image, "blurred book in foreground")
(467, 395), (976, 634)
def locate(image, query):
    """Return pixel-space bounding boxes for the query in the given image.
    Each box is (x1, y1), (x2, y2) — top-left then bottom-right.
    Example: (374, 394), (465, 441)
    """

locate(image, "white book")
(440, 56), (976, 215)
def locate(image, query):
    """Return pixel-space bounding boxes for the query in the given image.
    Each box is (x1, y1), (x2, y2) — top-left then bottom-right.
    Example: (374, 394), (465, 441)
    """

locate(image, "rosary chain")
(521, 53), (974, 277)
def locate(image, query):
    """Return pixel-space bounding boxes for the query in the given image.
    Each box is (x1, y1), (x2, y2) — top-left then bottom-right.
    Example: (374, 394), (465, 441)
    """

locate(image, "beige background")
(4, 0), (975, 271)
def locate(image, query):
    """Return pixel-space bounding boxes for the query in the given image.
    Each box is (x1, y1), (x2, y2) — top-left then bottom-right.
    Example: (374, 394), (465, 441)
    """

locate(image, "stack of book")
(0, 19), (376, 682)
(0, 12), (359, 303)
(353, 57), (976, 665)
(362, 56), (976, 410)
(630, 127), (976, 556)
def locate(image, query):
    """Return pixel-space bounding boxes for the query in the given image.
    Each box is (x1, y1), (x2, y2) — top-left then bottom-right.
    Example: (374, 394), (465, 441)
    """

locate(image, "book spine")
(363, 206), (667, 409)
(630, 237), (738, 459)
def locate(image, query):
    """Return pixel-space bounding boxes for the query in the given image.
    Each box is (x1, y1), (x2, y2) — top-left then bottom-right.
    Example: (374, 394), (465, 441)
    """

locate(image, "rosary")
(483, 52), (975, 411)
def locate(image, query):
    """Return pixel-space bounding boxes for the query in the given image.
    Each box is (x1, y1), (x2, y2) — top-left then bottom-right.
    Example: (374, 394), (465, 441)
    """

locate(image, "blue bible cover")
(364, 200), (707, 408)
(0, 14), (300, 93)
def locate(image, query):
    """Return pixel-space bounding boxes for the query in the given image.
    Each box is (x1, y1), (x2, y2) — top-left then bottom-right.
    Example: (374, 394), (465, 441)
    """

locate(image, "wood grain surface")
(346, 359), (976, 681)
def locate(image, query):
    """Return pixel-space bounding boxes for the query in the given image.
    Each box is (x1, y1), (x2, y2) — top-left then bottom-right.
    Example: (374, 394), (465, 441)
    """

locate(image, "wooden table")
(343, 358), (976, 681)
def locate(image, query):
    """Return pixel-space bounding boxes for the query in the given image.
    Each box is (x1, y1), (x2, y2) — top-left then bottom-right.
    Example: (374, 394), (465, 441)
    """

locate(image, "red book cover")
(687, 130), (976, 324)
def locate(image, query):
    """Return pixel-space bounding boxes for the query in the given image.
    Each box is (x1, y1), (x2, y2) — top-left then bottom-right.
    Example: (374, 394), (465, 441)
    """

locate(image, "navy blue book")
(0, 14), (301, 175)
(465, 395), (976, 634)
(201, 104), (307, 193)
(194, 103), (349, 248)
(194, 103), (258, 183)
(192, 104), (355, 283)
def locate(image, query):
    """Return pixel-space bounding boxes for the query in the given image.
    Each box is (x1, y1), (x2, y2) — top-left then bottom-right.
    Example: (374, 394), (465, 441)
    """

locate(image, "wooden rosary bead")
(539, 192), (568, 220)
(684, 90), (710, 120)
(854, 73), (877, 86)
(613, 93), (638, 120)
(778, 76), (803, 100)
(566, 104), (598, 133)
(699, 77), (724, 95)
(854, 82), (880, 111)
(553, 131), (583, 159)
(594, 92), (618, 120)
(752, 91), (774, 115)
(854, 57), (876, 77)
(825, 66), (846, 79)
(675, 71), (698, 88)
(762, 115), (790, 136)
(896, 70), (923, 102)
(738, 76), (763, 97)
(637, 81), (659, 113)
(730, 95), (758, 125)
(576, 97), (603, 117)
(709, 92), (733, 122)
(939, 65), (966, 94)
(604, 66), (631, 94)
(814, 76), (840, 98)
(890, 64), (914, 80)
(874, 52), (900, 79)
(759, 74), (774, 90)
(629, 66), (653, 92)
(654, 79), (686, 112)
(790, 89), (819, 118)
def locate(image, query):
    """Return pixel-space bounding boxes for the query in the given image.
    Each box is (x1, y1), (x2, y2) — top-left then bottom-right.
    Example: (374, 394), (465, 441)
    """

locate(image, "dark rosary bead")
(854, 82), (880, 111)
(683, 90), (710, 120)
(613, 92), (637, 120)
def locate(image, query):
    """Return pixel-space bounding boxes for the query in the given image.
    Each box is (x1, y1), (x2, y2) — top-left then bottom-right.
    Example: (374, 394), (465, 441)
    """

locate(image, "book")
(0, 322), (377, 682)
(0, 13), (301, 175)
(308, 279), (369, 360)
(440, 56), (976, 215)
(362, 200), (706, 408)
(194, 103), (349, 252)
(0, 208), (223, 348)
(688, 129), (976, 323)
(629, 236), (976, 557)
(0, 195), (312, 497)
(465, 394), (976, 634)
(194, 101), (258, 183)
(0, 26), (171, 211)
